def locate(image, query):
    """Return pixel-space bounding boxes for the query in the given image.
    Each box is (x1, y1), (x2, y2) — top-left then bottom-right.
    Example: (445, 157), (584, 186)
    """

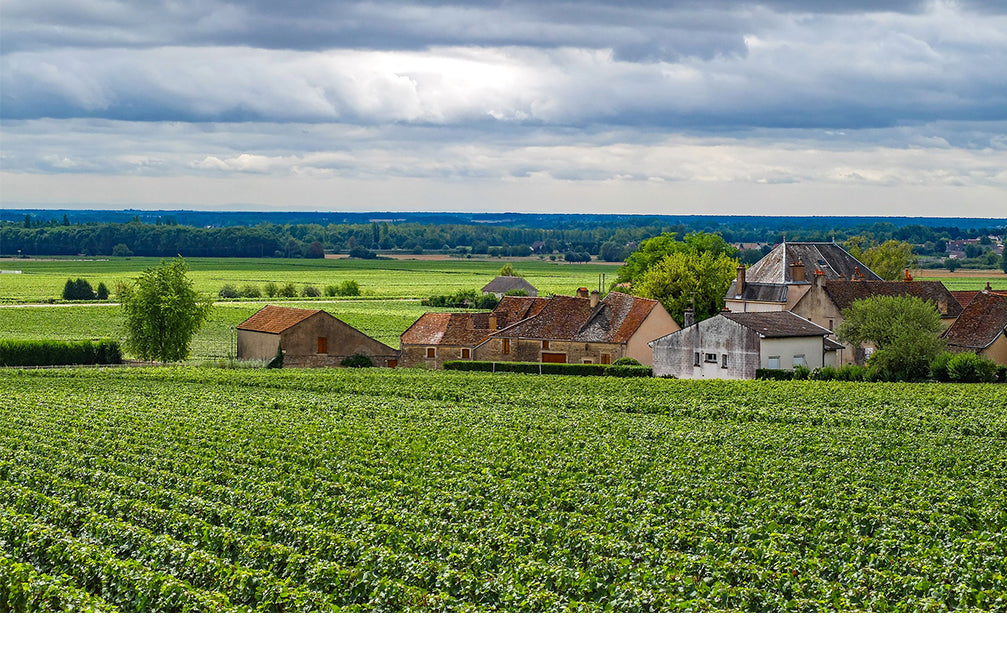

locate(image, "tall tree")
(616, 232), (735, 286)
(118, 257), (212, 363)
(633, 250), (737, 325)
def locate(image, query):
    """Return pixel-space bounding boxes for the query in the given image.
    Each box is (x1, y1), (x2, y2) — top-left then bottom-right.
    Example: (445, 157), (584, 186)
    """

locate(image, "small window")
(695, 352), (701, 366)
(793, 355), (807, 368)
(386, 359), (398, 368)
(502, 339), (511, 354)
(705, 353), (718, 364)
(426, 347), (436, 358)
(600, 353), (611, 365)
(317, 337), (328, 354)
(828, 319), (834, 331)
(721, 354), (728, 368)
(768, 356), (781, 369)
(583, 359), (594, 364)
(461, 348), (471, 359)
(542, 340), (550, 349)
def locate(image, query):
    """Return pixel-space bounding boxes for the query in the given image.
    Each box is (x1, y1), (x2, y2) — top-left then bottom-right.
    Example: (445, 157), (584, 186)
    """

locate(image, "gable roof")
(575, 292), (661, 343)
(494, 295), (596, 340)
(744, 242), (881, 284)
(237, 305), (320, 334)
(488, 291), (660, 343)
(400, 296), (547, 347)
(944, 291), (1007, 350)
(493, 295), (548, 324)
(481, 276), (537, 294)
(823, 280), (961, 319)
(725, 281), (790, 303)
(722, 311), (832, 338)
(951, 290), (980, 309)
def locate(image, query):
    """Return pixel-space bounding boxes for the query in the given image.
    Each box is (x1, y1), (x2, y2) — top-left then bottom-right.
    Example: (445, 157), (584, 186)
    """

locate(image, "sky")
(1, 0), (1005, 216)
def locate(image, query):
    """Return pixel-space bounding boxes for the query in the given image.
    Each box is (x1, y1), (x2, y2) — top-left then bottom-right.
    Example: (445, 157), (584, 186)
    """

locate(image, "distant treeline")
(1, 213), (1004, 259)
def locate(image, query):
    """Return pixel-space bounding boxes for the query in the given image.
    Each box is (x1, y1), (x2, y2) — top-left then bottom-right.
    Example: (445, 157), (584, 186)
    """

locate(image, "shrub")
(755, 369), (795, 381)
(240, 284), (262, 298)
(95, 282), (109, 300)
(264, 281), (279, 298)
(337, 280), (360, 297)
(349, 246), (377, 260)
(0, 340), (123, 366)
(423, 289), (481, 308)
(792, 365), (811, 380)
(111, 243), (133, 257)
(324, 284), (338, 297)
(279, 282), (298, 298)
(810, 366), (836, 381)
(929, 352), (955, 382)
(612, 357), (641, 366)
(503, 289), (529, 297)
(341, 353), (374, 368)
(302, 285), (321, 298)
(944, 352), (997, 383)
(62, 278), (94, 301)
(996, 365), (1007, 383)
(477, 295), (499, 310)
(218, 284), (240, 299)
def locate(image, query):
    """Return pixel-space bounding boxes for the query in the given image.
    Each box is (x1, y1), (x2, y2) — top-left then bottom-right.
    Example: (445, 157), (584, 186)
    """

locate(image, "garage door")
(542, 352), (567, 363)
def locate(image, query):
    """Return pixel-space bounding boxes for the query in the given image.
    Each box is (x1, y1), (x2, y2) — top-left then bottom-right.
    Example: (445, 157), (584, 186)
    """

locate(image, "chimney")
(576, 287), (589, 298)
(590, 290), (600, 308)
(790, 259), (806, 282)
(904, 268), (913, 282)
(736, 264), (746, 297)
(814, 269), (826, 287)
(683, 309), (695, 328)
(488, 314), (498, 331)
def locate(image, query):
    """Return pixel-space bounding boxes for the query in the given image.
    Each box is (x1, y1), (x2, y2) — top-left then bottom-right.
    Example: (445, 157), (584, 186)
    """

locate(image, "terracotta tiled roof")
(723, 311), (832, 338)
(824, 280), (962, 318)
(481, 276), (538, 295)
(944, 291), (1007, 350)
(576, 292), (659, 343)
(951, 290), (980, 309)
(494, 295), (596, 340)
(401, 313), (495, 346)
(493, 296), (548, 325)
(237, 305), (320, 334)
(745, 242), (881, 284)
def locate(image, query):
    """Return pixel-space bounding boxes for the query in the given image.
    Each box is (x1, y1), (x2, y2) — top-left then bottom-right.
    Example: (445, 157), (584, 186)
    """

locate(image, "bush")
(62, 278), (94, 301)
(612, 357), (641, 366)
(95, 282), (109, 300)
(997, 365), (1007, 383)
(279, 282), (298, 298)
(929, 352), (955, 382)
(0, 340), (123, 366)
(792, 365), (811, 380)
(264, 282), (279, 298)
(240, 284), (262, 298)
(755, 369), (795, 381)
(337, 280), (360, 297)
(944, 352), (997, 383)
(302, 285), (321, 298)
(218, 284), (239, 299)
(341, 353), (374, 368)
(111, 243), (133, 257)
(423, 289), (481, 308)
(349, 246), (377, 259)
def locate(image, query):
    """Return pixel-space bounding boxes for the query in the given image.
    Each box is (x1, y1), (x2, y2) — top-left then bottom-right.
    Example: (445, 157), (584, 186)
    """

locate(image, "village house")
(943, 288), (1007, 365)
(650, 310), (838, 380)
(481, 275), (538, 298)
(725, 241), (882, 313)
(473, 289), (679, 366)
(237, 305), (399, 368)
(399, 295), (547, 369)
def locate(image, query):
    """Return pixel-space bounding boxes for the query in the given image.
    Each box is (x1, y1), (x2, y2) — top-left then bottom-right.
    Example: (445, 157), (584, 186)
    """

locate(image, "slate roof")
(724, 281), (790, 303)
(722, 311), (832, 338)
(237, 305), (320, 334)
(944, 291), (1007, 350)
(823, 280), (961, 318)
(744, 242), (881, 284)
(481, 276), (538, 295)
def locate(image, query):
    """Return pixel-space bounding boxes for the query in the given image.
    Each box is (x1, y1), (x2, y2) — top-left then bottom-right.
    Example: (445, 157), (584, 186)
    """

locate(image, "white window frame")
(768, 356), (781, 369)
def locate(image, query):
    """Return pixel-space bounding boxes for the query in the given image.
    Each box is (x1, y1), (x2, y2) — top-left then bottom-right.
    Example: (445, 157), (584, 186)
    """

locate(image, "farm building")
(943, 289), (1007, 365)
(725, 241), (881, 313)
(237, 305), (399, 368)
(473, 289), (679, 366)
(650, 311), (838, 379)
(481, 275), (538, 298)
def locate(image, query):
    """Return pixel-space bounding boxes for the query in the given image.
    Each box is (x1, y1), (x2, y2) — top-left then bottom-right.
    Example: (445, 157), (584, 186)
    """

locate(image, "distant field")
(913, 269), (1007, 291)
(0, 300), (445, 359)
(0, 256), (613, 304)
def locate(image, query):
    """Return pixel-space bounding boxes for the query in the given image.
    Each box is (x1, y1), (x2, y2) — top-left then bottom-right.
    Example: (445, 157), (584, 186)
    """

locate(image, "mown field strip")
(1, 367), (1005, 612)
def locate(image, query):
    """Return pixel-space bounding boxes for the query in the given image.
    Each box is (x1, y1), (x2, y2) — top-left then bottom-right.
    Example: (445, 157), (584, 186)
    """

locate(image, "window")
(793, 354), (807, 368)
(461, 348), (471, 359)
(705, 353), (718, 364)
(502, 339), (510, 354)
(386, 360), (398, 368)
(426, 347), (436, 358)
(600, 353), (611, 365)
(316, 337), (328, 354)
(695, 352), (701, 366)
(582, 359), (594, 364)
(721, 354), (728, 368)
(768, 356), (781, 369)
(542, 340), (550, 349)
(828, 319), (834, 331)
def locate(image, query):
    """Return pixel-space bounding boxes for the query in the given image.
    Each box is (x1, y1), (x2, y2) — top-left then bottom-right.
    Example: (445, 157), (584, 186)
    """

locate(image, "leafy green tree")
(616, 232), (735, 286)
(845, 239), (915, 280)
(118, 257), (212, 362)
(633, 250), (736, 325)
(498, 263), (520, 277)
(95, 282), (109, 300)
(836, 295), (945, 381)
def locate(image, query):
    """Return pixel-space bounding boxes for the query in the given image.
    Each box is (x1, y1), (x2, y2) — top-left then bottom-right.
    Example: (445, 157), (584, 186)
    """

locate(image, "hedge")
(443, 360), (652, 377)
(0, 340), (123, 367)
(755, 369), (795, 381)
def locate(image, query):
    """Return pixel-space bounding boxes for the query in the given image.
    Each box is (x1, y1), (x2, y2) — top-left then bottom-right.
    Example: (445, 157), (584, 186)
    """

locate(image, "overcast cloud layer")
(1, 1), (1005, 215)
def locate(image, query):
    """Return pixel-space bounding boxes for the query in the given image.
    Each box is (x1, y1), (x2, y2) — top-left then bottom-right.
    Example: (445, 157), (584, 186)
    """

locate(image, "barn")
(236, 305), (399, 368)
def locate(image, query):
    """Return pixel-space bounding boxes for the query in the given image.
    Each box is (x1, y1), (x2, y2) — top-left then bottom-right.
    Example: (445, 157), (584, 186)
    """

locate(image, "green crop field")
(0, 256), (615, 304)
(2, 367), (1005, 612)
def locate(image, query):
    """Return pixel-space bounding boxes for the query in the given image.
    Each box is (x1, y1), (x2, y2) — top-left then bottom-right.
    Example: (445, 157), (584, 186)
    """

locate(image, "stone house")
(943, 289), (1007, 365)
(789, 275), (961, 364)
(481, 276), (539, 298)
(399, 296), (547, 369)
(650, 311), (837, 380)
(725, 241), (881, 313)
(237, 305), (399, 368)
(473, 289), (679, 366)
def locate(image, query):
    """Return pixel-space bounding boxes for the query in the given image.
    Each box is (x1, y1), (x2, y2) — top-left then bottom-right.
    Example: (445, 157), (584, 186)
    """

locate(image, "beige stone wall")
(399, 344), (473, 369)
(237, 330), (281, 360)
(240, 311), (398, 368)
(625, 304), (679, 365)
(474, 337), (623, 364)
(981, 333), (1007, 365)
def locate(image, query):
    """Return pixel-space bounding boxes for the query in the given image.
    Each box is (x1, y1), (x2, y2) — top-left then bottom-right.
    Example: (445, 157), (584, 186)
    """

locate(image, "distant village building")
(650, 311), (838, 380)
(237, 305), (399, 368)
(943, 288), (1007, 365)
(481, 276), (538, 298)
(725, 241), (881, 313)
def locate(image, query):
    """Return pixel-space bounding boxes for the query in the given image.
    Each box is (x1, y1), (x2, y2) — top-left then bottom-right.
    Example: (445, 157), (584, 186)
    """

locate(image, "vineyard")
(2, 367), (1006, 612)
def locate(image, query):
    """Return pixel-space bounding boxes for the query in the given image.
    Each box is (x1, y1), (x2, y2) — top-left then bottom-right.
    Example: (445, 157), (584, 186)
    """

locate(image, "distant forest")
(1, 210), (1004, 261)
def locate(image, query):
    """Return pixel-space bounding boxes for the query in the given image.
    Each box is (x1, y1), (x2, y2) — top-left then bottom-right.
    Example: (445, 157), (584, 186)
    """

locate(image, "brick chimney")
(790, 259), (806, 282)
(735, 264), (745, 297)
(590, 290), (600, 308)
(488, 314), (498, 331)
(576, 287), (589, 298)
(683, 309), (695, 327)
